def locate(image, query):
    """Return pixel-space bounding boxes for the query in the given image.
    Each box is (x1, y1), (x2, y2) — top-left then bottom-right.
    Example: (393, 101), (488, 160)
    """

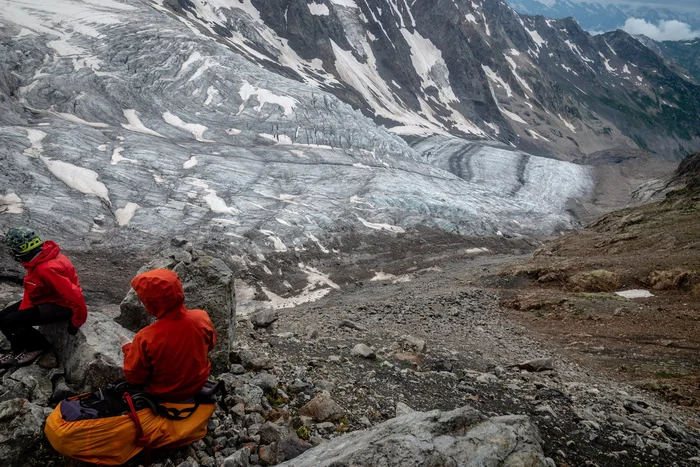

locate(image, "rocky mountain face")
(163, 0), (700, 160)
(507, 0), (700, 32)
(636, 36), (700, 84)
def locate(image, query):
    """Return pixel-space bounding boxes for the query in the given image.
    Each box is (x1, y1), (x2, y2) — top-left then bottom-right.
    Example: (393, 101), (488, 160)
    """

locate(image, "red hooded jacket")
(122, 269), (216, 401)
(19, 240), (87, 328)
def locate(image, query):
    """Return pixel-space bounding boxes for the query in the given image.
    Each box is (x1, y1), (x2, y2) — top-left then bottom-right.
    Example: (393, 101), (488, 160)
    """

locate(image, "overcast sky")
(566, 0), (700, 12)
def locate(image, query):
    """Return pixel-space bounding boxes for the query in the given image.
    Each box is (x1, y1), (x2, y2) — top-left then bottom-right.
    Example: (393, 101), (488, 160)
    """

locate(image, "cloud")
(622, 18), (700, 40)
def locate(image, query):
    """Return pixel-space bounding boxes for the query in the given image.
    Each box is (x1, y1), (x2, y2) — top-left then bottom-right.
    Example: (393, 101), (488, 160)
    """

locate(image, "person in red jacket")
(120, 268), (216, 401)
(1, 227), (87, 368)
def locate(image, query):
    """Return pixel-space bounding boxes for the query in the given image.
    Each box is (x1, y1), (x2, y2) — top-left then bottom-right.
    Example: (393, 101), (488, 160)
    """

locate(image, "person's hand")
(67, 323), (79, 336)
(118, 335), (132, 347)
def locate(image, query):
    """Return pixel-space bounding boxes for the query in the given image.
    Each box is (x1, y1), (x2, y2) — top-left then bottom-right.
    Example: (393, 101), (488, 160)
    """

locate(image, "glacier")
(0, 0), (594, 276)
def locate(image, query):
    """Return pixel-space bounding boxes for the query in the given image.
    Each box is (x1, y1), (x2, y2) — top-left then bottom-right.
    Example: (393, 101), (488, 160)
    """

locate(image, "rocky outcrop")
(118, 239), (236, 357)
(0, 365), (53, 406)
(43, 312), (132, 390)
(278, 406), (547, 466)
(0, 399), (47, 465)
(567, 269), (621, 293)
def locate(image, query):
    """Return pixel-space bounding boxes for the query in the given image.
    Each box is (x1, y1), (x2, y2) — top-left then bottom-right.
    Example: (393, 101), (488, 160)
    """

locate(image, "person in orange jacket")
(1, 227), (87, 368)
(120, 268), (216, 401)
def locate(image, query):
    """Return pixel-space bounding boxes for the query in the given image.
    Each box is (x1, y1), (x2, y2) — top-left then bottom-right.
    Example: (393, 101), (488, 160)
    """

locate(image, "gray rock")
(230, 364), (246, 375)
(298, 392), (344, 423)
(401, 335), (427, 353)
(350, 344), (376, 359)
(338, 320), (366, 331)
(259, 421), (292, 445)
(0, 399), (46, 465)
(288, 379), (311, 394)
(534, 404), (556, 418)
(251, 309), (278, 329)
(1, 365), (53, 405)
(235, 384), (264, 414)
(51, 380), (77, 402)
(261, 439), (313, 465)
(314, 380), (335, 392)
(315, 422), (335, 435)
(609, 414), (649, 434)
(43, 312), (132, 390)
(36, 351), (59, 369)
(251, 372), (278, 393)
(395, 402), (415, 417)
(514, 358), (555, 372)
(118, 245), (235, 355)
(240, 351), (274, 371)
(278, 406), (547, 466)
(476, 373), (499, 384)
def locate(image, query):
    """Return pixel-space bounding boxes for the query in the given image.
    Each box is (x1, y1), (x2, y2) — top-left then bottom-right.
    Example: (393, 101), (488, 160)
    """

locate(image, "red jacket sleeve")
(43, 264), (88, 327)
(122, 334), (153, 385)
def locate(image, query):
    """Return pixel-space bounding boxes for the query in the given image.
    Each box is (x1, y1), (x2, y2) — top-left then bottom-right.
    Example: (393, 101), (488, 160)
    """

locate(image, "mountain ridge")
(507, 0), (700, 32)
(162, 0), (700, 160)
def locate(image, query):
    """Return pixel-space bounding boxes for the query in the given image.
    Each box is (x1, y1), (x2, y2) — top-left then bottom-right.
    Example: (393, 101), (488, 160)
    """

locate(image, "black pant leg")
(0, 302), (73, 352)
(0, 301), (24, 352)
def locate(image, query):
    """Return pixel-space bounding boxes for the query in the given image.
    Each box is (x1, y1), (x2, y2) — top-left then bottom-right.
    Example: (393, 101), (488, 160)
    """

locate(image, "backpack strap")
(123, 392), (152, 466)
(157, 403), (200, 420)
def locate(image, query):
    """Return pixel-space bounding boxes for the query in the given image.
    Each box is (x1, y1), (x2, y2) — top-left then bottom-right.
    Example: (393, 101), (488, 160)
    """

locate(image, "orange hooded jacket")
(122, 269), (216, 401)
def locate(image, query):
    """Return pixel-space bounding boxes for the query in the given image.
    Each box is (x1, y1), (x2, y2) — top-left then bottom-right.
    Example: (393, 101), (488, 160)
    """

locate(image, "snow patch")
(330, 0), (357, 7)
(121, 109), (164, 137)
(527, 129), (551, 142)
(162, 111), (214, 142)
(0, 193), (24, 214)
(238, 81), (297, 116)
(40, 156), (110, 202)
(482, 65), (513, 97)
(52, 112), (109, 128)
(183, 156), (198, 169)
(257, 264), (339, 310)
(557, 114), (576, 133)
(616, 289), (653, 299)
(259, 230), (287, 252)
(24, 129), (46, 157)
(305, 232), (329, 253)
(308, 2), (330, 15)
(357, 216), (405, 233)
(525, 28), (546, 50)
(464, 247), (490, 255)
(504, 55), (533, 94)
(188, 178), (239, 214)
(110, 147), (137, 165)
(204, 86), (219, 106)
(115, 202), (140, 226)
(226, 128), (242, 135)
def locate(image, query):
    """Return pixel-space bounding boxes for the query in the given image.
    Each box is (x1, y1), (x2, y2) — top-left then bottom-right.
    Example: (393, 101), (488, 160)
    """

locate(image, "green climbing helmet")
(5, 226), (43, 255)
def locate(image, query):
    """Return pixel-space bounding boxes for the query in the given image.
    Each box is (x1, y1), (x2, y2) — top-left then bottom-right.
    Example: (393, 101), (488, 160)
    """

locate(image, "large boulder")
(43, 312), (133, 390)
(0, 398), (47, 465)
(118, 239), (236, 356)
(279, 406), (547, 466)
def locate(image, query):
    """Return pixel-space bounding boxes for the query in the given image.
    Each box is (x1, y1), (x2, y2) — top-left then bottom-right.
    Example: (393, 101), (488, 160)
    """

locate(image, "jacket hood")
(23, 240), (60, 268)
(131, 269), (186, 319)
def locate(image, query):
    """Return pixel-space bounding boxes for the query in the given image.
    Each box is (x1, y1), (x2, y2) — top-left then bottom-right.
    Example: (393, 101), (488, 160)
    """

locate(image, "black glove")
(67, 323), (79, 336)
